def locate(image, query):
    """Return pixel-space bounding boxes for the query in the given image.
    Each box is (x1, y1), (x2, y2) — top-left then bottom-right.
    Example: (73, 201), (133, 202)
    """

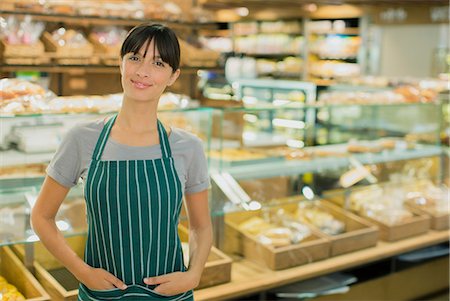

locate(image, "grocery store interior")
(0, 0), (449, 300)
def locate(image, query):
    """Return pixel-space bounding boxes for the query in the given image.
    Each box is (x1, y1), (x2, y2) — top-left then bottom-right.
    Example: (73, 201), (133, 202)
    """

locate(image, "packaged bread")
(238, 216), (273, 235)
(298, 206), (345, 235)
(257, 227), (292, 247)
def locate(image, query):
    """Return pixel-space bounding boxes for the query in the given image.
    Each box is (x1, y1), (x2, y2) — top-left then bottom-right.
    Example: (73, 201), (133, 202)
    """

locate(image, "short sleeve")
(46, 126), (83, 188)
(185, 139), (210, 195)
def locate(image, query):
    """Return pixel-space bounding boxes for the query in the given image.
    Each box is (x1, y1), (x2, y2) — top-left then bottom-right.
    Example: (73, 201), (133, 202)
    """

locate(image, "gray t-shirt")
(47, 119), (209, 195)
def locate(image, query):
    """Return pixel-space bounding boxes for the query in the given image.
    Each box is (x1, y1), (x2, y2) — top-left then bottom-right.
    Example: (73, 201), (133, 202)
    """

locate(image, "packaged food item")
(297, 202), (345, 235)
(0, 78), (54, 115)
(350, 184), (414, 226)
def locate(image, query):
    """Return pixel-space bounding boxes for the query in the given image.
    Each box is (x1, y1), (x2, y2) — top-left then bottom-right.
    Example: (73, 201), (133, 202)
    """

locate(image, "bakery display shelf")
(0, 64), (223, 74)
(235, 53), (300, 58)
(0, 150), (54, 168)
(0, 9), (218, 27)
(220, 144), (442, 180)
(194, 229), (450, 301)
(310, 28), (360, 36)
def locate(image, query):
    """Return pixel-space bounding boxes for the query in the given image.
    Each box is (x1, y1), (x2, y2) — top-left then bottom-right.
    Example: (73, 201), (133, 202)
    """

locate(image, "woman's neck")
(116, 98), (159, 133)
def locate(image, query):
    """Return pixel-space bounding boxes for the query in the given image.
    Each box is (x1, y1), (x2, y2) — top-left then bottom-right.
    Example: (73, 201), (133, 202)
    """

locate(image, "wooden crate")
(41, 31), (94, 64)
(178, 225), (232, 289)
(325, 191), (431, 242)
(13, 235), (86, 301)
(88, 34), (120, 66)
(179, 39), (219, 67)
(0, 40), (44, 57)
(292, 199), (379, 256)
(225, 210), (330, 270)
(405, 201), (449, 230)
(0, 40), (49, 65)
(0, 246), (50, 301)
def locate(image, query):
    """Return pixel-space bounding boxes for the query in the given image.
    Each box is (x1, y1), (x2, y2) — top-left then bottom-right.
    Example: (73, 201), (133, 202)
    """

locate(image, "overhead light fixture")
(235, 7), (249, 17)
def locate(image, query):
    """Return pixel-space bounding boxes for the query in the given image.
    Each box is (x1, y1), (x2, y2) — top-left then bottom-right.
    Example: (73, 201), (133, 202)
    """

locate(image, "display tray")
(13, 235), (85, 301)
(325, 193), (431, 242)
(178, 225), (232, 289)
(274, 198), (379, 256)
(405, 202), (449, 231)
(0, 246), (50, 301)
(225, 209), (330, 270)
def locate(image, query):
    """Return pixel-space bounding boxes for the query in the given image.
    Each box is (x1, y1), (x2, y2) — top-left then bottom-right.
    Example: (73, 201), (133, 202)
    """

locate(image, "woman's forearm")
(187, 225), (213, 281)
(31, 209), (90, 281)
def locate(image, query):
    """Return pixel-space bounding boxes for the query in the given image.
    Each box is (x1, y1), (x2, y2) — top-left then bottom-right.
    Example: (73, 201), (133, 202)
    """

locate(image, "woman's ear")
(167, 69), (181, 86)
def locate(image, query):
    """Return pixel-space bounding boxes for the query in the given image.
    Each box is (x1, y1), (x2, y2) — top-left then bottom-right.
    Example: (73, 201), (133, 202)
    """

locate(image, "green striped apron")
(78, 115), (193, 301)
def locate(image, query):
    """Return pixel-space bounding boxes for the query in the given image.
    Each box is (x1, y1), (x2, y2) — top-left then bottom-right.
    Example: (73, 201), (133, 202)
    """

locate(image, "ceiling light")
(236, 7), (249, 17)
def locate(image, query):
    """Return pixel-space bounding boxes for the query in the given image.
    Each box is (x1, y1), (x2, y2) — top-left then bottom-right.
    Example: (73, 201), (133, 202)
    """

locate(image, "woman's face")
(120, 38), (180, 103)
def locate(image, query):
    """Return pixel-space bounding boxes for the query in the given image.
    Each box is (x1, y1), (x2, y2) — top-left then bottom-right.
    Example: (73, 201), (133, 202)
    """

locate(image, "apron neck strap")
(157, 120), (172, 158)
(91, 114), (172, 161)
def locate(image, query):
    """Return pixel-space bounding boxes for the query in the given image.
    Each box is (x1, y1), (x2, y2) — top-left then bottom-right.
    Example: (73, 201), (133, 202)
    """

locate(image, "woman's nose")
(136, 63), (151, 77)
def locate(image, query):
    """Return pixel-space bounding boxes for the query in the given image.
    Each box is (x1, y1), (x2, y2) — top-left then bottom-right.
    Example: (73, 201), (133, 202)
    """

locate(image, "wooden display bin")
(325, 193), (431, 242)
(179, 39), (220, 67)
(178, 225), (232, 289)
(88, 34), (120, 66)
(14, 226), (231, 300)
(405, 201), (449, 231)
(41, 32), (95, 65)
(0, 40), (50, 64)
(0, 246), (50, 301)
(225, 209), (330, 270)
(13, 235), (85, 301)
(291, 199), (380, 256)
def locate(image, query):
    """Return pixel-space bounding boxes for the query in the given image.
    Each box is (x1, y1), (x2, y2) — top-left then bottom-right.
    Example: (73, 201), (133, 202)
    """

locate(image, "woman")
(31, 23), (212, 301)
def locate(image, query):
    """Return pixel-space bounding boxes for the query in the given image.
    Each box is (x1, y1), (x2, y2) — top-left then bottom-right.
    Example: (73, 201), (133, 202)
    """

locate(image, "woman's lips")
(131, 79), (151, 89)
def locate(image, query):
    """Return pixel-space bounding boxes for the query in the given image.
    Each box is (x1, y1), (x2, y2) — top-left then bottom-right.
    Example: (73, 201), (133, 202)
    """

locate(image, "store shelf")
(0, 150), (54, 168)
(194, 229), (450, 301)
(217, 145), (443, 180)
(310, 28), (360, 36)
(0, 10), (216, 27)
(0, 64), (222, 74)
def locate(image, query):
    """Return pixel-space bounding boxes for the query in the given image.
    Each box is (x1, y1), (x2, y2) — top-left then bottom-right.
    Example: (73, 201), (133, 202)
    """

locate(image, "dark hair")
(121, 23), (180, 72)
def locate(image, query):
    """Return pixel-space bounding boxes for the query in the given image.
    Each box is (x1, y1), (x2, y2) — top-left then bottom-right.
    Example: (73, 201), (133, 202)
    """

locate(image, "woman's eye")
(128, 55), (141, 62)
(154, 61), (165, 67)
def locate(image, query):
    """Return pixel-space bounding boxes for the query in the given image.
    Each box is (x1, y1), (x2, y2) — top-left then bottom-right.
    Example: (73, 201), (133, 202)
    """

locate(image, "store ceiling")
(202, 0), (449, 7)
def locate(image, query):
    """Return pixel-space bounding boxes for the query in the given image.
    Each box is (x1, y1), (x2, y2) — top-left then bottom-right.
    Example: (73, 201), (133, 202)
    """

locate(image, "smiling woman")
(31, 23), (213, 301)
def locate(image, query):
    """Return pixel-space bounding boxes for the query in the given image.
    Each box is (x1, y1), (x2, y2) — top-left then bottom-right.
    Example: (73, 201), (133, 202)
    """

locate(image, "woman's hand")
(143, 271), (200, 296)
(80, 267), (127, 291)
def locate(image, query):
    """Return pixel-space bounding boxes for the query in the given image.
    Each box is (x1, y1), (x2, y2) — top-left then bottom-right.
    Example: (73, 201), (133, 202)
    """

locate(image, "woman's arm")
(145, 189), (212, 294)
(31, 176), (126, 290)
(184, 189), (213, 284)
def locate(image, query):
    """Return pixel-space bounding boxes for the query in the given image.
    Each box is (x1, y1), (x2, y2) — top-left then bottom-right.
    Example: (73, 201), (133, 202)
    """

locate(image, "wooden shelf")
(194, 230), (450, 301)
(0, 64), (222, 74)
(0, 10), (217, 28)
(310, 28), (360, 35)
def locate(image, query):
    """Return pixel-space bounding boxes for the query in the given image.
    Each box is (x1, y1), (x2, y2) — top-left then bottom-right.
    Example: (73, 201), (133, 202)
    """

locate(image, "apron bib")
(78, 115), (193, 301)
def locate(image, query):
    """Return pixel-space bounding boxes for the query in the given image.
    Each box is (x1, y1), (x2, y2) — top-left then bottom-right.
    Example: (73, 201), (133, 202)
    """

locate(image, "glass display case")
(207, 96), (446, 264)
(0, 86), (447, 298)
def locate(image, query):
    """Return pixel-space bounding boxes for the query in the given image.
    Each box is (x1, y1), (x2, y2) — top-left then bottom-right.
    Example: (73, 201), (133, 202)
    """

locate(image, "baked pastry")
(257, 227), (292, 247)
(238, 216), (273, 235)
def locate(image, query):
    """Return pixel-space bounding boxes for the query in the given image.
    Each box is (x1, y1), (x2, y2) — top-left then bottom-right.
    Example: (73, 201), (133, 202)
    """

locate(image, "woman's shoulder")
(65, 118), (104, 143)
(170, 127), (204, 148)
